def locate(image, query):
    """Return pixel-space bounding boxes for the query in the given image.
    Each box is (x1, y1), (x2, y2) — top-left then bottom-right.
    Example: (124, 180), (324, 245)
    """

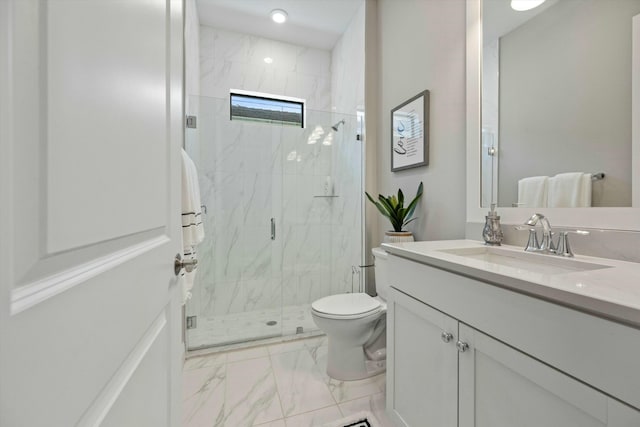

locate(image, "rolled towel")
(548, 172), (590, 207)
(518, 176), (549, 207)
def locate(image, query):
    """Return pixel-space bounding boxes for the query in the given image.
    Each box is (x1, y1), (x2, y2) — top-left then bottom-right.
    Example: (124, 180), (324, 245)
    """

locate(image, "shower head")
(331, 119), (345, 132)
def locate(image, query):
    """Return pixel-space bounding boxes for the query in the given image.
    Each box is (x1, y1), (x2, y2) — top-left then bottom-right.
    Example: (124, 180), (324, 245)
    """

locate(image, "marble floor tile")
(227, 346), (269, 363)
(224, 357), (283, 426)
(338, 392), (394, 427)
(182, 364), (226, 427)
(308, 344), (330, 383)
(182, 335), (389, 427)
(327, 374), (386, 404)
(283, 405), (343, 427)
(184, 352), (227, 371)
(270, 349), (336, 417)
(255, 420), (286, 427)
(303, 335), (328, 351)
(267, 339), (308, 355)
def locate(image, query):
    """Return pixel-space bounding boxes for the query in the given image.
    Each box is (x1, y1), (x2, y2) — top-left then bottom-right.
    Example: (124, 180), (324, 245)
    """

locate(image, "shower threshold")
(186, 304), (319, 354)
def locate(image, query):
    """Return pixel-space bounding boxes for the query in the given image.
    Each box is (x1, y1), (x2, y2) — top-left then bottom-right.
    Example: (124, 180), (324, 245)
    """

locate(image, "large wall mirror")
(480, 0), (640, 209)
(466, 0), (640, 230)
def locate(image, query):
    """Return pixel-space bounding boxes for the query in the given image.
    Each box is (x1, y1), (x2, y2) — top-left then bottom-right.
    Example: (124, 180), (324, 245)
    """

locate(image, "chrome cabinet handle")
(441, 332), (454, 343)
(456, 340), (469, 353)
(174, 253), (198, 276)
(271, 218), (276, 240)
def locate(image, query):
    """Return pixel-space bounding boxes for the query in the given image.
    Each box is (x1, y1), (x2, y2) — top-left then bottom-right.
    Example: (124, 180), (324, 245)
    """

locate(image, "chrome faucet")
(516, 214), (590, 257)
(524, 213), (555, 253)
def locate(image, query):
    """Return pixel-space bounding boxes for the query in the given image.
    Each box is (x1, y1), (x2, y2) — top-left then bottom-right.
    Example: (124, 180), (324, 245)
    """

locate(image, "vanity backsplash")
(466, 222), (640, 264)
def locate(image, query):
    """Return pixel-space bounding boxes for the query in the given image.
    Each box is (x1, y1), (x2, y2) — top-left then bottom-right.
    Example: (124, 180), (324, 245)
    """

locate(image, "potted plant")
(365, 182), (424, 242)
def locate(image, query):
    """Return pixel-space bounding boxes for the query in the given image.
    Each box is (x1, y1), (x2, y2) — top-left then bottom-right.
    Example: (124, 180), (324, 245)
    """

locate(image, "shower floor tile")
(187, 304), (318, 350)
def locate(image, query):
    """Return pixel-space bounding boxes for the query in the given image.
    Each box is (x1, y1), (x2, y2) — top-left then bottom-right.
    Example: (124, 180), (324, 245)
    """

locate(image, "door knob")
(174, 253), (198, 276)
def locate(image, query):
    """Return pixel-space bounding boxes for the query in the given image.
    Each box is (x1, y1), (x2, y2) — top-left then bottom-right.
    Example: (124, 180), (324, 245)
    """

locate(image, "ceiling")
(483, 0), (560, 44)
(196, 0), (364, 50)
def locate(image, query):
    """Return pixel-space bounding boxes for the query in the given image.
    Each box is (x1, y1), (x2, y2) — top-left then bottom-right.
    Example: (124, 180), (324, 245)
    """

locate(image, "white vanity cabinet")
(457, 323), (640, 427)
(387, 288), (458, 427)
(386, 252), (640, 427)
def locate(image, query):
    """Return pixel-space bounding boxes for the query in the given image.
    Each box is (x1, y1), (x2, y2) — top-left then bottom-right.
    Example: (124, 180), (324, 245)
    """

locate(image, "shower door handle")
(270, 218), (276, 240)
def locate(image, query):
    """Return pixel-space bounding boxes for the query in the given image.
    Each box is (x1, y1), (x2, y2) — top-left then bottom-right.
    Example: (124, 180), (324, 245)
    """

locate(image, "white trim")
(10, 235), (170, 315)
(229, 88), (306, 105)
(466, 0), (640, 231)
(466, 0), (482, 223)
(633, 14), (640, 207)
(76, 312), (167, 427)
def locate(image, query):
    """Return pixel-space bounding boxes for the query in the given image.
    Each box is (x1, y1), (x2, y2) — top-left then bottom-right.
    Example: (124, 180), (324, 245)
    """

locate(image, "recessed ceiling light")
(270, 9), (288, 24)
(510, 0), (546, 11)
(264, 57), (273, 64)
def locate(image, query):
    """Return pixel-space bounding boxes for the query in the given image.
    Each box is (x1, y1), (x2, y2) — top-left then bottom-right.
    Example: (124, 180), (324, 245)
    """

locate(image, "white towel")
(548, 172), (591, 207)
(577, 173), (592, 207)
(182, 149), (205, 246)
(181, 149), (205, 303)
(517, 176), (548, 207)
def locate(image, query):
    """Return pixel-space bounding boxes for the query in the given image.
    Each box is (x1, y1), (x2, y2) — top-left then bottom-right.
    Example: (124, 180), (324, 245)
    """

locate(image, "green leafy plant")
(365, 182), (424, 232)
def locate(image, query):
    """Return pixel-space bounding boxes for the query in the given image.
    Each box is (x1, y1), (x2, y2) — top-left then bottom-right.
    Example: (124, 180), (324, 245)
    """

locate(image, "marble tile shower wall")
(188, 98), (360, 322)
(186, 25), (364, 327)
(330, 3), (365, 296)
(199, 26), (332, 111)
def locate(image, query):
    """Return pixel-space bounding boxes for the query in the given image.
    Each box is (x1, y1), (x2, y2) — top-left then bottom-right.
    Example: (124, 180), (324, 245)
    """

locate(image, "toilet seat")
(311, 293), (382, 320)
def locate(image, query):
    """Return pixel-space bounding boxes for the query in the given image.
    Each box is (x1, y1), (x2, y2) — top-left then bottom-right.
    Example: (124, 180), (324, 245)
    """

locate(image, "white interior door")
(0, 1), (184, 426)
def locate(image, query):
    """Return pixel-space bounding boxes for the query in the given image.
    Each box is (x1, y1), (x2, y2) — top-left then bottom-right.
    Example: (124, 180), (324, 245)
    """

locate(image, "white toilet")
(311, 247), (390, 380)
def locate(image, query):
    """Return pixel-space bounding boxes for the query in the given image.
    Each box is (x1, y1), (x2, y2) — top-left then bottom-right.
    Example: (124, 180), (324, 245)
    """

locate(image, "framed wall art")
(391, 90), (429, 171)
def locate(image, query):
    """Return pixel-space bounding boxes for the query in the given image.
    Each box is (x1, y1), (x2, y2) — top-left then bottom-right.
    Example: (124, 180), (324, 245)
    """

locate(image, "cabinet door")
(458, 324), (640, 427)
(387, 288), (458, 427)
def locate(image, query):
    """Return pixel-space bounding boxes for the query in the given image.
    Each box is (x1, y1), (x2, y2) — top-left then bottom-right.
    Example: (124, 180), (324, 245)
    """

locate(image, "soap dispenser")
(482, 203), (503, 246)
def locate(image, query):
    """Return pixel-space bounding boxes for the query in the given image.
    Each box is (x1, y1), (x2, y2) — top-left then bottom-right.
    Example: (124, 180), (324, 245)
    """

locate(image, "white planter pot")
(384, 231), (415, 243)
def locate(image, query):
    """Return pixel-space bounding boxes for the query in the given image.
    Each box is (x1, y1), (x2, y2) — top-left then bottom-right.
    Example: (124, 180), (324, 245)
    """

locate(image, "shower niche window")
(230, 90), (305, 128)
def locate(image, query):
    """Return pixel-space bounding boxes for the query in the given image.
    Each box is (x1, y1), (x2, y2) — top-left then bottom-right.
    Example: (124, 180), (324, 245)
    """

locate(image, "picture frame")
(391, 90), (429, 172)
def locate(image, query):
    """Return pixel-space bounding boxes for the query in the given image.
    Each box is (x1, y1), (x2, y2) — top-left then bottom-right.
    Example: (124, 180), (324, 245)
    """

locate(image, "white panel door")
(458, 324), (640, 427)
(387, 287), (458, 427)
(0, 0), (184, 426)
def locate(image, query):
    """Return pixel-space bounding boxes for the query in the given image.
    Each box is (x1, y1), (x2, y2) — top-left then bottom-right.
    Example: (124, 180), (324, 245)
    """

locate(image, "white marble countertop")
(381, 239), (640, 329)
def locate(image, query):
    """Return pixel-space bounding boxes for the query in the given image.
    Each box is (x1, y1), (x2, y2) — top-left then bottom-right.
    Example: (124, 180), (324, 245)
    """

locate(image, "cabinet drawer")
(390, 254), (640, 409)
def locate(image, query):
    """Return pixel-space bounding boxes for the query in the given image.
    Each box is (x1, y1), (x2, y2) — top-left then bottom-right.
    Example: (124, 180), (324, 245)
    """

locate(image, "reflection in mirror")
(481, 0), (640, 208)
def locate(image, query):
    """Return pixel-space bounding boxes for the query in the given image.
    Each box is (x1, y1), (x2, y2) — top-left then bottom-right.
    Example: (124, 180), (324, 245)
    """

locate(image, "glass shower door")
(184, 97), (363, 350)
(185, 95), (284, 349)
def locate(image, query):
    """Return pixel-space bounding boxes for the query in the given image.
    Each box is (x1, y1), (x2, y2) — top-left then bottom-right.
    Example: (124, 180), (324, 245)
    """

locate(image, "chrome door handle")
(174, 253), (198, 276)
(456, 340), (469, 353)
(441, 332), (454, 343)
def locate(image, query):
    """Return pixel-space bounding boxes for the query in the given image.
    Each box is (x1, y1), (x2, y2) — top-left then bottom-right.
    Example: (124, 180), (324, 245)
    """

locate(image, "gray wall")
(498, 0), (640, 207)
(372, 0), (467, 244)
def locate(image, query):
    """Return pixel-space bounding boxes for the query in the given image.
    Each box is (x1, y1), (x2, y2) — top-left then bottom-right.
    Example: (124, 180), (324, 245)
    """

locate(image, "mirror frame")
(466, 0), (640, 231)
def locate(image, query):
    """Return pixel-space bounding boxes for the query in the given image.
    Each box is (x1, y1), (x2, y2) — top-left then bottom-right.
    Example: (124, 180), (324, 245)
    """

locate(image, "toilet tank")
(372, 247), (390, 300)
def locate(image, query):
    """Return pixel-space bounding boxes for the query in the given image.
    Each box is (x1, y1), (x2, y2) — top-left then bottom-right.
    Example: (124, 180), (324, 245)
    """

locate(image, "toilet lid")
(311, 293), (381, 317)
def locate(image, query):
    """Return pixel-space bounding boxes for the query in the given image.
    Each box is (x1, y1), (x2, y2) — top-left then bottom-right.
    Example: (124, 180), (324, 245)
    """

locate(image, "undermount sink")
(438, 246), (611, 275)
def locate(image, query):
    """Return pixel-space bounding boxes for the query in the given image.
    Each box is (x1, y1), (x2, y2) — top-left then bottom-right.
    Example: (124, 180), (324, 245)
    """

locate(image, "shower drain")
(266, 320), (278, 326)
